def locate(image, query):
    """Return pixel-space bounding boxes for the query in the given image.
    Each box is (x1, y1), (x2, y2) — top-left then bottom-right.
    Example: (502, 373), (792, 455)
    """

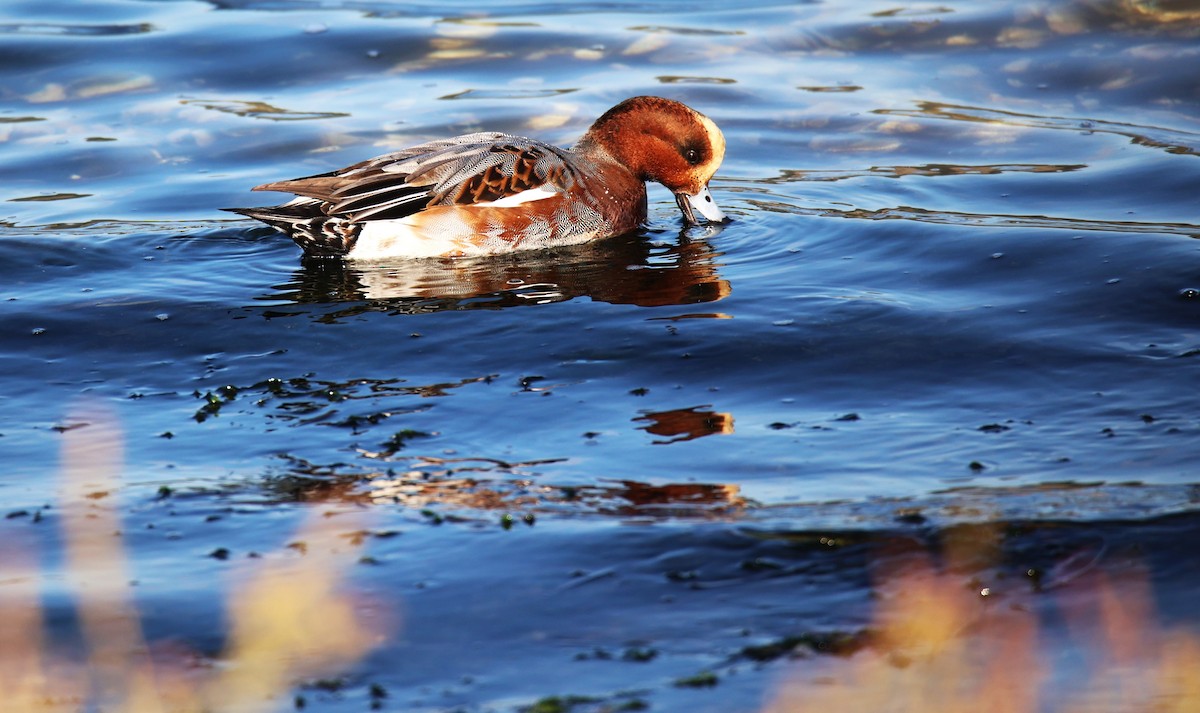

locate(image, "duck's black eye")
(680, 140), (708, 166)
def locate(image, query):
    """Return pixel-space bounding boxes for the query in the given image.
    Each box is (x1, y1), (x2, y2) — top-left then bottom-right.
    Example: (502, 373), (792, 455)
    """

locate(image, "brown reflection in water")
(267, 230), (730, 316)
(267, 455), (747, 519)
(366, 471), (746, 520)
(608, 480), (744, 514)
(635, 405), (735, 444)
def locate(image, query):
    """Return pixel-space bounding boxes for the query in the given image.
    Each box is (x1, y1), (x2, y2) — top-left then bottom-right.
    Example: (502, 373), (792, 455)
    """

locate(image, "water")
(2, 0), (1200, 711)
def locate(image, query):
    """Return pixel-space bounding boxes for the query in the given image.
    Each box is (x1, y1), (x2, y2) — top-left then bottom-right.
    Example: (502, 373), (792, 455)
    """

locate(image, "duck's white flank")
(353, 218), (450, 260)
(349, 185), (561, 260)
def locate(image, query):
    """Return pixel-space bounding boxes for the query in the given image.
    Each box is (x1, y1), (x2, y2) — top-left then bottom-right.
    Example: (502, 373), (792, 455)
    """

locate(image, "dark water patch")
(0, 22), (155, 37)
(657, 75), (737, 85)
(627, 25), (747, 37)
(869, 6), (955, 18)
(180, 98), (351, 121)
(7, 192), (93, 203)
(439, 88), (578, 100)
(797, 84), (862, 93)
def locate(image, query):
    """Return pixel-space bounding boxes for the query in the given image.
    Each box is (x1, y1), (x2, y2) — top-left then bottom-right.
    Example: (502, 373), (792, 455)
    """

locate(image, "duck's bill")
(675, 186), (728, 225)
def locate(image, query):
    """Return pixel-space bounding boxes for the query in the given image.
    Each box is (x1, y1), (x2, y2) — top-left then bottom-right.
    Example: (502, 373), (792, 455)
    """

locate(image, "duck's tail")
(224, 201), (361, 257)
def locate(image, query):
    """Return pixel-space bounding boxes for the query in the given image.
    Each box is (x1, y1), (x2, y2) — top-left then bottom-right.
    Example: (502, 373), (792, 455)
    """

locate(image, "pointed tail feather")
(224, 205), (360, 257)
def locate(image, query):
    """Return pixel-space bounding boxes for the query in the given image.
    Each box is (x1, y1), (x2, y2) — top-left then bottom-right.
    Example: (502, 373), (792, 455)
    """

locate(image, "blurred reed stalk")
(763, 524), (1200, 713)
(0, 406), (382, 712)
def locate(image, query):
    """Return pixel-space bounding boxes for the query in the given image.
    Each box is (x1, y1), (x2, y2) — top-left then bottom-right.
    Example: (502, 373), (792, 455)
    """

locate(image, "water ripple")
(743, 197), (1200, 239)
(755, 163), (1088, 183)
(877, 101), (1200, 157)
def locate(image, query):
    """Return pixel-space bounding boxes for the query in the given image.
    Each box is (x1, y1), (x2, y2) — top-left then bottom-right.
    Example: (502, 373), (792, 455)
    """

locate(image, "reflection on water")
(263, 229), (731, 315)
(635, 405), (735, 445)
(1057, 0), (1200, 29)
(202, 374), (747, 517)
(267, 451), (748, 519)
(8, 191), (94, 202)
(180, 98), (350, 122)
(797, 84), (863, 93)
(368, 470), (746, 519)
(439, 88), (578, 100)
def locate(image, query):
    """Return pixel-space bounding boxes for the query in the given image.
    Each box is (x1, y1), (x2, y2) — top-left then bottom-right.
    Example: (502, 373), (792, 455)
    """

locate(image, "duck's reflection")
(264, 228), (730, 316)
(267, 454), (747, 519)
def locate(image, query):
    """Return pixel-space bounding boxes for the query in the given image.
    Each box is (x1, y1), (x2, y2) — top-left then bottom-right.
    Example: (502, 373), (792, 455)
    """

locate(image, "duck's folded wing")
(252, 133), (583, 223)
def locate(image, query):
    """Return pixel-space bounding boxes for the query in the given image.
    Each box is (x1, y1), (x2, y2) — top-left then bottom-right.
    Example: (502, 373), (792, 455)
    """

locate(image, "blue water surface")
(2, 0), (1200, 710)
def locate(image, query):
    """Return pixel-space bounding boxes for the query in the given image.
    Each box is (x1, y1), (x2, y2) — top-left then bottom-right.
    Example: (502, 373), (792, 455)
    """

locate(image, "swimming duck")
(229, 96), (726, 259)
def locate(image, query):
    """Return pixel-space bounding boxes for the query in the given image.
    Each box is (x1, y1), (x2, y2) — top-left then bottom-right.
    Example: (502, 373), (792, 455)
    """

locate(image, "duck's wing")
(250, 132), (585, 223)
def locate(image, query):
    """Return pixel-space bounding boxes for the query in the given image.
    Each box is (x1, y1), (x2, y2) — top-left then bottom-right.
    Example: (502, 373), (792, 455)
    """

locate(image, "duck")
(228, 96), (726, 260)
